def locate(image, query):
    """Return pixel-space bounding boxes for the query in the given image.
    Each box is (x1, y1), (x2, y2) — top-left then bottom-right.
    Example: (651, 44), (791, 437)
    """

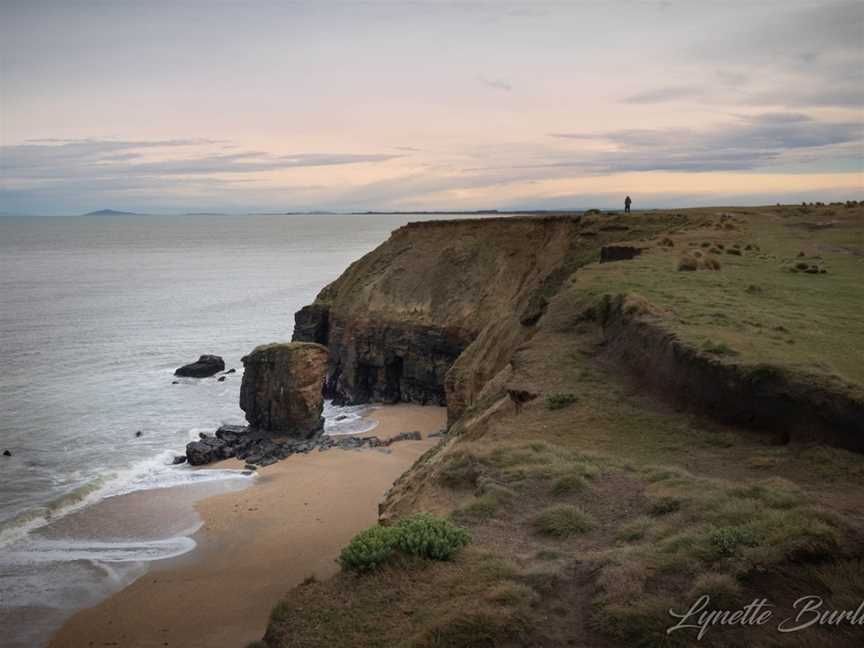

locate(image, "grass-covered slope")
(261, 204), (864, 648)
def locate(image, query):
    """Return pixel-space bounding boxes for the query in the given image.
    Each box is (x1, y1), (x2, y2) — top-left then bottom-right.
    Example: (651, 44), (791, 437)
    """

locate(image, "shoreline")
(48, 403), (445, 648)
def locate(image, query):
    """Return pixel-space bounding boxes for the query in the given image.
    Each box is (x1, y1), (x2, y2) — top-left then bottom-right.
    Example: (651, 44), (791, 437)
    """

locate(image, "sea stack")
(240, 342), (328, 438)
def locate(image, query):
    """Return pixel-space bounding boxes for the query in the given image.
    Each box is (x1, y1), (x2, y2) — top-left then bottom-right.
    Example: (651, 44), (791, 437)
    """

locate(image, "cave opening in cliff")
(385, 356), (403, 404)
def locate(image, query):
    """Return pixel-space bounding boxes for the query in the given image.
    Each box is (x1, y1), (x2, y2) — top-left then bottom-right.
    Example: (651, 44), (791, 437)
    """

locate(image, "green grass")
(545, 392), (578, 410)
(569, 206), (864, 392)
(534, 504), (595, 537)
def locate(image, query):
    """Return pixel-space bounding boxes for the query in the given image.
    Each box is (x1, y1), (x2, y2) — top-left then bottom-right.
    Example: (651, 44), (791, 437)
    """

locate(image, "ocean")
(0, 212), (472, 646)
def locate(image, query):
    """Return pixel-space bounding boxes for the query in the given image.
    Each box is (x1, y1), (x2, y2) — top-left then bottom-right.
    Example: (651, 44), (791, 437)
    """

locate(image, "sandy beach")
(49, 404), (445, 648)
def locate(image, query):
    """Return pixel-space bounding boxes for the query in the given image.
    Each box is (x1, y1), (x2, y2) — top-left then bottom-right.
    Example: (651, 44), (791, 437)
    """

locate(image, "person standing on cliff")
(625, 196), (632, 213)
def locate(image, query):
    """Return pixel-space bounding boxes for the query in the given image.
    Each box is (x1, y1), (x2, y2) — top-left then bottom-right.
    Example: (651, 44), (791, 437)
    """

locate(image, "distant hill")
(82, 209), (138, 216)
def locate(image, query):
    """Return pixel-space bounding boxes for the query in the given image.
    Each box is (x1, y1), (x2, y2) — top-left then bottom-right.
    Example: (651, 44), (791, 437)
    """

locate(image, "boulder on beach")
(186, 436), (235, 465)
(174, 355), (225, 378)
(240, 342), (328, 438)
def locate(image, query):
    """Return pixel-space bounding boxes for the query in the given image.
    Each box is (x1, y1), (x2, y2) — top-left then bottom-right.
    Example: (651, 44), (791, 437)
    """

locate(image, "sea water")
(0, 212), (475, 646)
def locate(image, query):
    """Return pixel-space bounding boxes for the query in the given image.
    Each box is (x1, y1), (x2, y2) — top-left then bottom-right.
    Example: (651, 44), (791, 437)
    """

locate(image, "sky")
(0, 0), (862, 214)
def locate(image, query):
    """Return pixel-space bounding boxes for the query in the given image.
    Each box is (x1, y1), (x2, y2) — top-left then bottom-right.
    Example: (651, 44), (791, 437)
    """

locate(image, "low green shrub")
(396, 513), (471, 560)
(545, 393), (578, 410)
(707, 525), (759, 557)
(339, 514), (471, 572)
(338, 525), (400, 572)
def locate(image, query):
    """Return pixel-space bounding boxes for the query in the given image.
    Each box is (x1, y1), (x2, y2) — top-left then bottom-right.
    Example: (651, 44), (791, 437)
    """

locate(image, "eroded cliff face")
(294, 216), (564, 408)
(292, 214), (678, 419)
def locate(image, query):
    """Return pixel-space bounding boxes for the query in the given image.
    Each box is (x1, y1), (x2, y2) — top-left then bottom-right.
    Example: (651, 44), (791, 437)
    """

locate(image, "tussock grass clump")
(454, 493), (501, 521)
(534, 504), (595, 537)
(545, 392), (578, 410)
(648, 496), (682, 516)
(339, 514), (470, 572)
(437, 450), (482, 488)
(617, 516), (654, 542)
(678, 251), (722, 271)
(703, 256), (721, 270)
(677, 253), (699, 271)
(551, 473), (588, 495)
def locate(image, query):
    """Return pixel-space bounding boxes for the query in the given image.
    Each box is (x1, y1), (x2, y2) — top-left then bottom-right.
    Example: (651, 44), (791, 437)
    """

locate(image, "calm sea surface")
(0, 212), (477, 646)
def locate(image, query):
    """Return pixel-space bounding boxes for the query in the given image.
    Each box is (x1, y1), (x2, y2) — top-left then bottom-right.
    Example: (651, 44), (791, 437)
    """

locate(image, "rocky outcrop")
(174, 354), (225, 378)
(184, 424), (424, 467)
(292, 214), (678, 421)
(240, 342), (328, 437)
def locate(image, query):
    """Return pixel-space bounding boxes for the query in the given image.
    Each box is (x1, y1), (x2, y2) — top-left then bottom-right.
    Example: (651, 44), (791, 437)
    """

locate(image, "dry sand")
(49, 404), (445, 648)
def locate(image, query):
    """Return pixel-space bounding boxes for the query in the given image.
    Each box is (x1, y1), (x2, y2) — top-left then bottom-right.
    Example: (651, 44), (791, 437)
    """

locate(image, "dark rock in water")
(600, 245), (643, 262)
(135, 430), (143, 437)
(215, 424), (248, 444)
(240, 342), (328, 437)
(172, 455), (187, 465)
(224, 368), (236, 374)
(181, 416), (418, 468)
(218, 376), (226, 382)
(172, 380), (179, 384)
(2, 450), (11, 457)
(335, 414), (350, 421)
(244, 463), (257, 471)
(186, 435), (227, 465)
(174, 355), (225, 378)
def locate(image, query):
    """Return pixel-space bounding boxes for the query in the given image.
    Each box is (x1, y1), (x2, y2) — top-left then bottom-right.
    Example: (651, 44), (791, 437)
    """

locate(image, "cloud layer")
(0, 0), (860, 214)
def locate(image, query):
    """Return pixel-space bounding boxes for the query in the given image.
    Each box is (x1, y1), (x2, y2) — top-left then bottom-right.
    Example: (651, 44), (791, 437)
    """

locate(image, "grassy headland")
(260, 203), (864, 648)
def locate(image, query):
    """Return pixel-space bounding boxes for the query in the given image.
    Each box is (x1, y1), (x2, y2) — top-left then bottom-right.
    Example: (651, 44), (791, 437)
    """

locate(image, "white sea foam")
(0, 448), (253, 549)
(323, 401), (378, 436)
(4, 535), (198, 564)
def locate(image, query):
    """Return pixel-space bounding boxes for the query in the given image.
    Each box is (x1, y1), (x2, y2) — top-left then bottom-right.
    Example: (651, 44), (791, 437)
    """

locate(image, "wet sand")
(49, 404), (445, 648)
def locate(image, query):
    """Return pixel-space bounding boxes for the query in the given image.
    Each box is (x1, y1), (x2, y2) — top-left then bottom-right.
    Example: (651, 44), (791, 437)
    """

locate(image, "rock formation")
(239, 342), (328, 437)
(291, 216), (580, 410)
(174, 354), (225, 378)
(292, 214), (672, 421)
(183, 424), (423, 467)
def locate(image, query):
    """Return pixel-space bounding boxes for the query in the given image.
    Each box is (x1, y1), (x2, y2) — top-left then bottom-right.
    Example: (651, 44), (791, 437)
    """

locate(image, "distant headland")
(82, 209), (139, 216)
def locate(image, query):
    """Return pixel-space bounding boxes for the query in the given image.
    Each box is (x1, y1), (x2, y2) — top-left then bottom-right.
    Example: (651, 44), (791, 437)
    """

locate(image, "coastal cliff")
(268, 205), (864, 648)
(292, 214), (681, 421)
